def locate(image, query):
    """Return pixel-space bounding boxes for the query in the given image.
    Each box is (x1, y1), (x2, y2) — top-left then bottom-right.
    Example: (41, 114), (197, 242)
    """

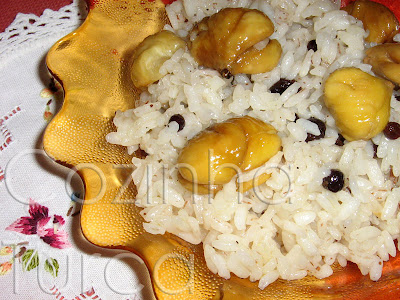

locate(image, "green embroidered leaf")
(44, 258), (59, 278)
(21, 249), (39, 271)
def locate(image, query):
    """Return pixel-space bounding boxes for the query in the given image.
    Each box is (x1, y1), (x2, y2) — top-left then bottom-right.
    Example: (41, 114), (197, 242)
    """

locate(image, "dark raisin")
(305, 117), (326, 142)
(335, 133), (345, 146)
(169, 114), (185, 131)
(270, 78), (295, 94)
(220, 69), (232, 79)
(322, 170), (344, 193)
(307, 39), (318, 52)
(134, 147), (148, 159)
(372, 143), (378, 158)
(383, 122), (400, 140)
(395, 95), (400, 102)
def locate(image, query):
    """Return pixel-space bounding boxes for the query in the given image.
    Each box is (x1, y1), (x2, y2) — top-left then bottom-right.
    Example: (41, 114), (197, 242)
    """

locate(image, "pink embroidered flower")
(0, 261), (13, 275)
(53, 215), (65, 226)
(40, 229), (70, 249)
(6, 199), (71, 249)
(6, 199), (50, 235)
(86, 287), (95, 296)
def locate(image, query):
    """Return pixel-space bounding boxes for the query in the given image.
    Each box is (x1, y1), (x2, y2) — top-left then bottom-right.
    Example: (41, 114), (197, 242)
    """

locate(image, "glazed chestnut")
(190, 8), (282, 75)
(324, 67), (392, 141)
(130, 30), (185, 88)
(364, 43), (400, 86)
(177, 116), (281, 194)
(342, 0), (399, 44)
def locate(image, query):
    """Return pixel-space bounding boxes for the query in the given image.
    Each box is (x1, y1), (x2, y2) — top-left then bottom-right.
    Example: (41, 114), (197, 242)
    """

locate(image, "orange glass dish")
(43, 0), (400, 299)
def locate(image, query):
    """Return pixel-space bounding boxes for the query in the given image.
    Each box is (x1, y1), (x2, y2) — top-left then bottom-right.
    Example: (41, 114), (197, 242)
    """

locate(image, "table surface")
(0, 0), (73, 32)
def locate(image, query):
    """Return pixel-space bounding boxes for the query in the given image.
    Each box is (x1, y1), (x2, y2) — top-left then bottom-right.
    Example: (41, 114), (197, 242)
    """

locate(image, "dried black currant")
(270, 78), (295, 94)
(322, 170), (344, 193)
(305, 117), (326, 142)
(307, 39), (318, 52)
(372, 143), (378, 158)
(383, 122), (400, 140)
(221, 69), (232, 79)
(169, 114), (185, 132)
(134, 147), (148, 159)
(335, 133), (346, 146)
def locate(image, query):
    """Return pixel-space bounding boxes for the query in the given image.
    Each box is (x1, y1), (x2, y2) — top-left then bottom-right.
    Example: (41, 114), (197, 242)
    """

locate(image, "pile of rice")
(107, 0), (400, 289)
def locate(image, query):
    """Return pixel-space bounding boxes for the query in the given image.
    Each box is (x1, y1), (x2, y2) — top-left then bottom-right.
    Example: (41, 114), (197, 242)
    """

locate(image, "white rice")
(107, 0), (400, 288)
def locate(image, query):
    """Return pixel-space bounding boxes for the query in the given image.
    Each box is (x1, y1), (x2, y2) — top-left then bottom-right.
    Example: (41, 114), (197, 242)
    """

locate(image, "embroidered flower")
(0, 261), (13, 275)
(0, 246), (13, 256)
(53, 215), (65, 226)
(6, 199), (71, 249)
(40, 229), (70, 249)
(43, 99), (54, 122)
(6, 199), (50, 235)
(86, 287), (95, 296)
(6, 199), (49, 235)
(40, 77), (62, 122)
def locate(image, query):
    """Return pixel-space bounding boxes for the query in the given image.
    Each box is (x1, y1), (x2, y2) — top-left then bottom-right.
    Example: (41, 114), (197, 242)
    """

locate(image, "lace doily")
(0, 0), (87, 62)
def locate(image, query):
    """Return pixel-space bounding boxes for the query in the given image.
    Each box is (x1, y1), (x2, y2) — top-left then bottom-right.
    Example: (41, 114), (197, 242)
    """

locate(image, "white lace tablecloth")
(0, 1), (154, 299)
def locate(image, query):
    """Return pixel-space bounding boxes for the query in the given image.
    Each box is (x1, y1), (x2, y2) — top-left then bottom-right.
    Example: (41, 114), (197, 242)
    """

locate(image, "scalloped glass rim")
(43, 0), (400, 299)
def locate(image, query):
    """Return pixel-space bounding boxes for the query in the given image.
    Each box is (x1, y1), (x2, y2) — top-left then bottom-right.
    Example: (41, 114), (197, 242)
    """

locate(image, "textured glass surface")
(44, 0), (400, 298)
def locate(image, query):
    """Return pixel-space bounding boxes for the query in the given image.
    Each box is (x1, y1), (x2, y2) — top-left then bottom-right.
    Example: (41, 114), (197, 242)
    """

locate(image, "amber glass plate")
(43, 0), (400, 299)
